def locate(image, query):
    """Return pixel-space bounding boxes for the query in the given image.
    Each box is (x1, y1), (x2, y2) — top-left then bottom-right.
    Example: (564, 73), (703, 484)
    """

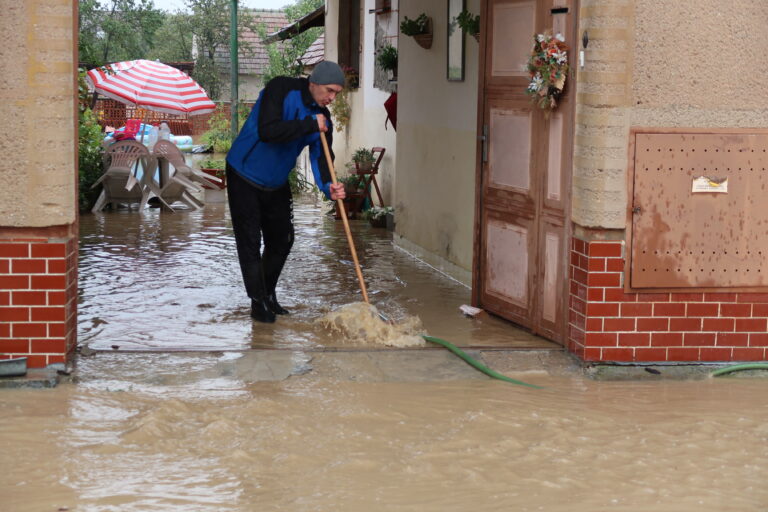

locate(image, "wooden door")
(473, 0), (576, 343)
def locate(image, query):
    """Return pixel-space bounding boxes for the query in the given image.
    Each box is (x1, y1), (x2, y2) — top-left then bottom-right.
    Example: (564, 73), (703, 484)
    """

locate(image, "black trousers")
(226, 163), (294, 301)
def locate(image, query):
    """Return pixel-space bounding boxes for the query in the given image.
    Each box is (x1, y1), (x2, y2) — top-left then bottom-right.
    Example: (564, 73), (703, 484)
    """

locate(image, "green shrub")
(352, 147), (375, 165)
(201, 103), (250, 153)
(377, 44), (398, 72)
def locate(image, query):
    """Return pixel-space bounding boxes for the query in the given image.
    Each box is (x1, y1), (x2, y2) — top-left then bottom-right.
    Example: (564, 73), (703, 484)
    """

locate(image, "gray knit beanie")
(309, 61), (345, 86)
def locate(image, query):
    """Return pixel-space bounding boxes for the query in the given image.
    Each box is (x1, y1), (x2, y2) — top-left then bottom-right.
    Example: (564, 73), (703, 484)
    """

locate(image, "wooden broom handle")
(319, 132), (369, 303)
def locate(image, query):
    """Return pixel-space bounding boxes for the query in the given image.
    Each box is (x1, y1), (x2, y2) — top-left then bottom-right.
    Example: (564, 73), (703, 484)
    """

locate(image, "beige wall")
(0, 0), (76, 227)
(395, 0), (480, 276)
(573, 0), (768, 230)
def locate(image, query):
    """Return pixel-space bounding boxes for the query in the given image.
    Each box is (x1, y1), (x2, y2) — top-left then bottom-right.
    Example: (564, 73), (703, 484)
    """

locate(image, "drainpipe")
(230, 0), (239, 138)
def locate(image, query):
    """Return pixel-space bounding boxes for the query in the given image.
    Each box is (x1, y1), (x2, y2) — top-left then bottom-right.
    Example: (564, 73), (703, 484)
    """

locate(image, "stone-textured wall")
(0, 0), (76, 227)
(0, 1), (78, 368)
(632, 0), (768, 128)
(573, 0), (768, 230)
(572, 0), (633, 229)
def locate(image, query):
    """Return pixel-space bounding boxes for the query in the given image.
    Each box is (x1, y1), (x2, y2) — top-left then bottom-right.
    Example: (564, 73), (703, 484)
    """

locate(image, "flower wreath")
(526, 32), (569, 111)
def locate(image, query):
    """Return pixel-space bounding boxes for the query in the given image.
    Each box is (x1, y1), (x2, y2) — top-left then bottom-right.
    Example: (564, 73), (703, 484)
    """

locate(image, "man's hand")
(330, 182), (346, 200)
(316, 114), (328, 133)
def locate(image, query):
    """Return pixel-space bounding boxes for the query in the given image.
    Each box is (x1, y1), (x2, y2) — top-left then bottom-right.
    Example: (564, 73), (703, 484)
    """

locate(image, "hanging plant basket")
(413, 31), (433, 49)
(412, 17), (433, 49)
(401, 14), (433, 50)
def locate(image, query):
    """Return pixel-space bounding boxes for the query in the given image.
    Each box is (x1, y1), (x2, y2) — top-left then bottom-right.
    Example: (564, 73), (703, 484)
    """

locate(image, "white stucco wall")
(394, 0), (480, 277)
(326, 0), (398, 205)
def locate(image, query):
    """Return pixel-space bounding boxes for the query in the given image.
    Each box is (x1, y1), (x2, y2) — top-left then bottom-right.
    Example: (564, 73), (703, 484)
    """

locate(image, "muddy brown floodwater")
(1, 198), (767, 511)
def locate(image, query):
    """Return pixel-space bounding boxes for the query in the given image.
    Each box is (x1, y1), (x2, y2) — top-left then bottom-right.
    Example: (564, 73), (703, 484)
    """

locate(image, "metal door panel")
(630, 131), (768, 288)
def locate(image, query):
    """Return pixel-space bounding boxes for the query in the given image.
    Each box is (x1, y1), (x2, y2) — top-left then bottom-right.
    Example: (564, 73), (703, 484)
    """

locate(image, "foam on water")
(317, 302), (426, 347)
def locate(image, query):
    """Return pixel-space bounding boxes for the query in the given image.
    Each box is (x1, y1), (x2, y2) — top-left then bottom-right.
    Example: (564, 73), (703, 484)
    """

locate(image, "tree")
(258, 0), (323, 83)
(78, 0), (164, 67)
(145, 12), (194, 63)
(186, 0), (258, 101)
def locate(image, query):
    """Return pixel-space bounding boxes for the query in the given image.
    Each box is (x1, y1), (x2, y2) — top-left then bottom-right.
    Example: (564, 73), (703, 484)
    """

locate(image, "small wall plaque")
(691, 176), (728, 193)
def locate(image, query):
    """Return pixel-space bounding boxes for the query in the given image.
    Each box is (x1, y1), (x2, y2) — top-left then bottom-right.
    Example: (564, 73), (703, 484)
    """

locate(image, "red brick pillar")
(569, 235), (768, 363)
(0, 226), (78, 368)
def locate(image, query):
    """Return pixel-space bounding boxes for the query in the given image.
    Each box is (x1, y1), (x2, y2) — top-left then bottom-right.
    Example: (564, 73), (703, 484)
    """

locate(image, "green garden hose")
(711, 363), (768, 377)
(421, 335), (544, 389)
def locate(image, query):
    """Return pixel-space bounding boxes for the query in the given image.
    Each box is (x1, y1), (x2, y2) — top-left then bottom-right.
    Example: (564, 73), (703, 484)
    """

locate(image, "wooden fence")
(92, 99), (256, 138)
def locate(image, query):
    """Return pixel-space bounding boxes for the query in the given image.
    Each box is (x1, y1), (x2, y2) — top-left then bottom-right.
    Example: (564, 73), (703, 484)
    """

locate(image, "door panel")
(475, 0), (576, 344)
(490, 1), (536, 77)
(489, 108), (532, 191)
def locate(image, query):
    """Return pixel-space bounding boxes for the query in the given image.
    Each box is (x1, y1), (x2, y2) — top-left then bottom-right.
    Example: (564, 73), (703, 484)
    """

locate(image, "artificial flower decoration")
(526, 32), (569, 111)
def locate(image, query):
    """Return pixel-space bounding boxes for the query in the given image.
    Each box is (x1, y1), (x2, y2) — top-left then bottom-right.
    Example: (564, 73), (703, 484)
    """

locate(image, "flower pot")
(201, 168), (226, 190)
(413, 32), (433, 49)
(368, 215), (387, 228)
(355, 161), (373, 173)
(204, 188), (227, 203)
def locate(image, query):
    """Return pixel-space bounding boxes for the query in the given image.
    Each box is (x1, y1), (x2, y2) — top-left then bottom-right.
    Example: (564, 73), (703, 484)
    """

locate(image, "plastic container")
(158, 122), (171, 141)
(124, 119), (141, 138)
(146, 125), (159, 149)
(0, 357), (28, 377)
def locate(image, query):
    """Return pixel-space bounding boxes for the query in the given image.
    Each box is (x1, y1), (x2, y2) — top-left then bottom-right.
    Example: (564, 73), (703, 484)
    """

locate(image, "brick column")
(0, 227), (77, 368)
(569, 236), (768, 363)
(0, 2), (78, 368)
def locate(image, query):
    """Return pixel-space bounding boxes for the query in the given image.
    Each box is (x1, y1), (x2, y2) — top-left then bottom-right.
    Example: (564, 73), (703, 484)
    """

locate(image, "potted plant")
(377, 44), (398, 81)
(199, 158), (227, 203)
(199, 158), (226, 189)
(363, 206), (394, 228)
(352, 147), (375, 173)
(334, 173), (366, 219)
(400, 13), (433, 49)
(455, 9), (480, 42)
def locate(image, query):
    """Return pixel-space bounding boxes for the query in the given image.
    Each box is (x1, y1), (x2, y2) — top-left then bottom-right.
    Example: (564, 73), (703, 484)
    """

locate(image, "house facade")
(325, 0), (768, 364)
(2, 0), (768, 367)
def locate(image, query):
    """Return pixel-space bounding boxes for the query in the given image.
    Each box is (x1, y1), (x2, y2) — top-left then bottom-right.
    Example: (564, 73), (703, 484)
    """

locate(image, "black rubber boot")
(250, 298), (276, 323)
(266, 292), (290, 315)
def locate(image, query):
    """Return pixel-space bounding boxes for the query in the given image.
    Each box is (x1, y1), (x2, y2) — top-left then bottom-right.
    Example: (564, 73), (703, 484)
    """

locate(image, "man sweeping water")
(226, 61), (347, 323)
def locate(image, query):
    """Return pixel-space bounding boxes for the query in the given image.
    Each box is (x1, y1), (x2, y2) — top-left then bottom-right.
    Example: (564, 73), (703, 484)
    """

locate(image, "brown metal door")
(474, 0), (576, 343)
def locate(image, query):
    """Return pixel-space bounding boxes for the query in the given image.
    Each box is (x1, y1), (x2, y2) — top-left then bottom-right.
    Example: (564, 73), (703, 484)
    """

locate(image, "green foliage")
(77, 69), (106, 212)
(78, 0), (164, 67)
(339, 174), (364, 190)
(328, 67), (359, 132)
(257, 0), (324, 83)
(400, 13), (429, 36)
(377, 44), (398, 72)
(352, 147), (374, 165)
(200, 158), (226, 169)
(145, 12), (193, 62)
(201, 103), (250, 153)
(329, 88), (351, 132)
(362, 206), (393, 221)
(288, 168), (311, 196)
(455, 10), (480, 37)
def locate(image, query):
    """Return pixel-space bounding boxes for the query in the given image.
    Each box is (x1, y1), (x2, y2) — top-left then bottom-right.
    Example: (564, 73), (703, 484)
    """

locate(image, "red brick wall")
(569, 237), (768, 363)
(0, 228), (78, 368)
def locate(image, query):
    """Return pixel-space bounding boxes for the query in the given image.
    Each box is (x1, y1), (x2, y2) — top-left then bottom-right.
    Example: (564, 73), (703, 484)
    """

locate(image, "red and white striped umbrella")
(86, 59), (216, 116)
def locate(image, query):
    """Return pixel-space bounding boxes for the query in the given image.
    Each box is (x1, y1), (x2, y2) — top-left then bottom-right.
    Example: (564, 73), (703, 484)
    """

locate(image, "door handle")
(632, 206), (641, 214)
(479, 124), (489, 162)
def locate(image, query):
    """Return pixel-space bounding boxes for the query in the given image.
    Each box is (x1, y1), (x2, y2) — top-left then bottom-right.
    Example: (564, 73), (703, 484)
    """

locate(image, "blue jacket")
(226, 77), (334, 198)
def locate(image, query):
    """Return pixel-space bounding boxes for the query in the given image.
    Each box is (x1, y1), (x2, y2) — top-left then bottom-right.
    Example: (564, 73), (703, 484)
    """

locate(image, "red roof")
(214, 10), (289, 75)
(299, 34), (325, 66)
